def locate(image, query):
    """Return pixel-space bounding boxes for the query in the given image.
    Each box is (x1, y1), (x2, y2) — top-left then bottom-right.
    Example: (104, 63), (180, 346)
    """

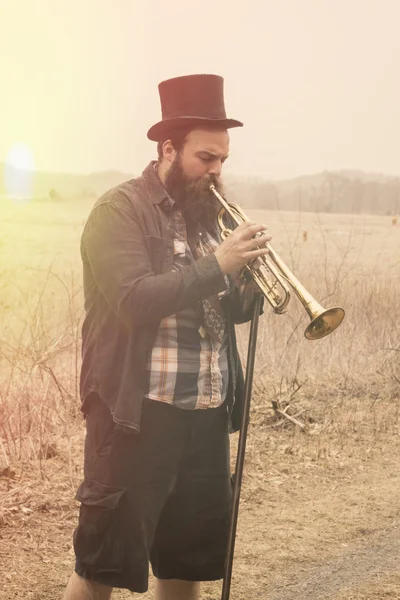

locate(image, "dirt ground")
(1, 407), (399, 600)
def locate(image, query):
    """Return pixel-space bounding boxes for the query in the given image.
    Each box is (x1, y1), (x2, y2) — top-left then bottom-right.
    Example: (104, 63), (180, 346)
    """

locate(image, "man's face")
(178, 128), (230, 182)
(164, 128), (230, 231)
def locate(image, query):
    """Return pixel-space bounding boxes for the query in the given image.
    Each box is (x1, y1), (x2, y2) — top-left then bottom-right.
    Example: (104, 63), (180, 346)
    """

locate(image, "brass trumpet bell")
(305, 307), (345, 340)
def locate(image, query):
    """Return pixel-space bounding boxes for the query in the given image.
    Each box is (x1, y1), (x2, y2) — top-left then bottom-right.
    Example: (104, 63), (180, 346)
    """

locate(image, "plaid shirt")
(144, 203), (230, 410)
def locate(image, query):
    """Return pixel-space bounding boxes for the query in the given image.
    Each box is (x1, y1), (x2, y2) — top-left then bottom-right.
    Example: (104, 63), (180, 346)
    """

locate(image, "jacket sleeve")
(81, 196), (227, 329)
(222, 281), (264, 325)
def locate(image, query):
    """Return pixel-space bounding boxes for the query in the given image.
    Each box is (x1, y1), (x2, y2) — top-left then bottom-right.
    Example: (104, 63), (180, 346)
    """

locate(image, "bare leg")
(154, 578), (200, 600)
(62, 572), (113, 600)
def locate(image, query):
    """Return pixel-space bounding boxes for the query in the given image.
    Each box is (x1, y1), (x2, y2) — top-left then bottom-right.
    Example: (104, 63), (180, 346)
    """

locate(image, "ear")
(161, 140), (177, 164)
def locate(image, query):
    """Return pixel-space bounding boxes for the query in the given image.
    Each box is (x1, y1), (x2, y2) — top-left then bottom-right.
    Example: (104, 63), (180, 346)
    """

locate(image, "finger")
(234, 221), (258, 231)
(232, 221), (259, 237)
(243, 233), (271, 250)
(248, 257), (264, 269)
(252, 234), (272, 245)
(245, 247), (271, 262)
(240, 222), (268, 240)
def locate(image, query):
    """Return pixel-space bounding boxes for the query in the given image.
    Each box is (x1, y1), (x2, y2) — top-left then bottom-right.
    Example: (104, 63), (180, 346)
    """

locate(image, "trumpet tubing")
(210, 184), (345, 340)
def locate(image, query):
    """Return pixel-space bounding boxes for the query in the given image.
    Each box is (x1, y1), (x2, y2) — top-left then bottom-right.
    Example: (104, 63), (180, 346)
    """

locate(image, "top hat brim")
(147, 116), (243, 142)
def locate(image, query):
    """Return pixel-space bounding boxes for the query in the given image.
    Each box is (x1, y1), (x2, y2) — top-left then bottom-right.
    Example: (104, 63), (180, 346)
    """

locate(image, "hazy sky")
(1, 0), (400, 180)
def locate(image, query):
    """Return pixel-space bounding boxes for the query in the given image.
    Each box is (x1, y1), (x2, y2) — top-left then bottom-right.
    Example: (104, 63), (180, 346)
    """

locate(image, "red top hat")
(147, 74), (243, 142)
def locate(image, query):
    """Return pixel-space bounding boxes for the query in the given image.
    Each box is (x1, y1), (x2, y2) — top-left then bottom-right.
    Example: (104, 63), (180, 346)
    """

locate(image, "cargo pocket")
(73, 479), (126, 573)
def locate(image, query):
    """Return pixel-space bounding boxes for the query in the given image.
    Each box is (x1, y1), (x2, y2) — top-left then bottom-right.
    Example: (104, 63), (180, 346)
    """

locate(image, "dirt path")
(1, 425), (400, 599)
(270, 527), (400, 600)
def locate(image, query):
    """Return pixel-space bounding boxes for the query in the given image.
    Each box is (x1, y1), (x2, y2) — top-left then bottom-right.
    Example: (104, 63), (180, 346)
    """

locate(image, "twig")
(275, 408), (305, 430)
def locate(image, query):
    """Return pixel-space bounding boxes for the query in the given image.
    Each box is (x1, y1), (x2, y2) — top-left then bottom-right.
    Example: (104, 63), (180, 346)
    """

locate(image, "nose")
(208, 159), (222, 177)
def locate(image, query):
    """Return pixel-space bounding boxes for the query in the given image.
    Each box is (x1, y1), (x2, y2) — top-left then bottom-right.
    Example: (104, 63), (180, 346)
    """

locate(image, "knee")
(63, 572), (113, 600)
(155, 578), (200, 600)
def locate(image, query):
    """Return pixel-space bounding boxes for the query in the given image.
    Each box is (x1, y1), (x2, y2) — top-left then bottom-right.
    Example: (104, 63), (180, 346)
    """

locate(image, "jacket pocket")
(144, 235), (172, 275)
(73, 479), (126, 573)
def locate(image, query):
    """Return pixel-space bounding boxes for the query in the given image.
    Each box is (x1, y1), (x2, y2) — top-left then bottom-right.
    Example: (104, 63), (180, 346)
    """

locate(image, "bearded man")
(63, 74), (270, 600)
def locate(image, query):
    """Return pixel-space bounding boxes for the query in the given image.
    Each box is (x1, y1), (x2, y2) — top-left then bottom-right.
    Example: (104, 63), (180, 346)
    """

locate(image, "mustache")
(163, 155), (225, 231)
(184, 173), (218, 191)
(181, 175), (224, 206)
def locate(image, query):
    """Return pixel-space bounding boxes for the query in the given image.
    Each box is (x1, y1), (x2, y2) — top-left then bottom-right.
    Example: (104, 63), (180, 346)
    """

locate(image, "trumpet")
(210, 184), (345, 340)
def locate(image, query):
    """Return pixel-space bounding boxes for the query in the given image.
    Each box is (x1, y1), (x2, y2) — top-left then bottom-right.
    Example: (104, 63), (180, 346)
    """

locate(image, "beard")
(164, 153), (225, 235)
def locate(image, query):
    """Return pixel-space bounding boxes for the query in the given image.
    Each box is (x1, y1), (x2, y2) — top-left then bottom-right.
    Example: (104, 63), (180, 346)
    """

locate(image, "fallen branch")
(271, 399), (306, 430)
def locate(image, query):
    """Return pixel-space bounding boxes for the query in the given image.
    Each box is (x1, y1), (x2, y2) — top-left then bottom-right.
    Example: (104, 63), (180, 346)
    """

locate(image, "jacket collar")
(142, 160), (174, 207)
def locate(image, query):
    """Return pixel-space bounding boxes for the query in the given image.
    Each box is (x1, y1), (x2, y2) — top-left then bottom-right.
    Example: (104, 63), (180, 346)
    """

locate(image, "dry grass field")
(0, 195), (399, 599)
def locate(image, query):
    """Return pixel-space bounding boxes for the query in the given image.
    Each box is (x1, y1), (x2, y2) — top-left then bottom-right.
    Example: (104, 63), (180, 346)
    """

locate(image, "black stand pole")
(221, 293), (263, 600)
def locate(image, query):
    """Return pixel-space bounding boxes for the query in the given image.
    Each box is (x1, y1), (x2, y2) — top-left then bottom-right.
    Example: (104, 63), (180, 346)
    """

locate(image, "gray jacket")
(79, 161), (261, 433)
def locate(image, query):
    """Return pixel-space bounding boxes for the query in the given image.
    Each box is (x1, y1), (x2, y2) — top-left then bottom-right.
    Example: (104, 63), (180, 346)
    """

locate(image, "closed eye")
(199, 154), (229, 163)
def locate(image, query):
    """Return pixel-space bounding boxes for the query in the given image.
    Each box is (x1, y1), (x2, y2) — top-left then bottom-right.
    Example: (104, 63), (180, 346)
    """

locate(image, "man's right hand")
(214, 221), (272, 275)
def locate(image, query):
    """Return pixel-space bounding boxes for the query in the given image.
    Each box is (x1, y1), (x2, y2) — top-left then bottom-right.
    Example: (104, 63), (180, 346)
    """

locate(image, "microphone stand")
(221, 293), (263, 600)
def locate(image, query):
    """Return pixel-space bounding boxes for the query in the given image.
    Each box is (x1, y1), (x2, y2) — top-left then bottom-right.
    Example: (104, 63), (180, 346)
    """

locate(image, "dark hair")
(156, 128), (191, 161)
(156, 123), (228, 161)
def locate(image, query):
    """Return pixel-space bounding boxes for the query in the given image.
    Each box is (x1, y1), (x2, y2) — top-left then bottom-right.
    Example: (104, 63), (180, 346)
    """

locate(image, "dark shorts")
(73, 395), (232, 593)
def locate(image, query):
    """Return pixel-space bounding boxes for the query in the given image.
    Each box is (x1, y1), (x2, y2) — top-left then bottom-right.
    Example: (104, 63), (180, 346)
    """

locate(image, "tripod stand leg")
(221, 293), (263, 600)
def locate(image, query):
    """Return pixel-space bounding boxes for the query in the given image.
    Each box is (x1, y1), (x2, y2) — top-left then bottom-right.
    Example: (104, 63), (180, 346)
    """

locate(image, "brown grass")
(1, 199), (399, 471)
(0, 197), (400, 598)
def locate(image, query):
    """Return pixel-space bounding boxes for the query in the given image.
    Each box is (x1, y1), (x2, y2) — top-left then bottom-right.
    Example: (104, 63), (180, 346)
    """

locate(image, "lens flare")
(4, 143), (36, 201)
(6, 143), (35, 171)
